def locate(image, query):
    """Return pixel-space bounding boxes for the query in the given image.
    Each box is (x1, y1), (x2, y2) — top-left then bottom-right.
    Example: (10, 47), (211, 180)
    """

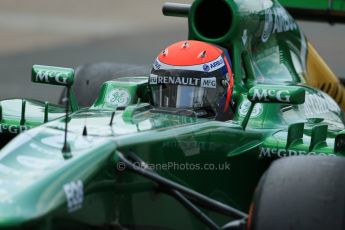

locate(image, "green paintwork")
(122, 103), (152, 123)
(0, 99), (66, 148)
(91, 77), (149, 110)
(32, 65), (74, 87)
(279, 0), (345, 11)
(31, 65), (79, 112)
(248, 85), (306, 104)
(0, 0), (344, 229)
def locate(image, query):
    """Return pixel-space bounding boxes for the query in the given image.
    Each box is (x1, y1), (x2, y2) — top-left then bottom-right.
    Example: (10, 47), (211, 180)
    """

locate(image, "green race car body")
(0, 0), (345, 229)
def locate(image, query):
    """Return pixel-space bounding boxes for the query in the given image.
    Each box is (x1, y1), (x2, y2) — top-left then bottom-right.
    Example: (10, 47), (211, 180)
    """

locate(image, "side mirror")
(31, 65), (78, 112)
(31, 65), (74, 87)
(241, 85), (306, 130)
(248, 85), (305, 105)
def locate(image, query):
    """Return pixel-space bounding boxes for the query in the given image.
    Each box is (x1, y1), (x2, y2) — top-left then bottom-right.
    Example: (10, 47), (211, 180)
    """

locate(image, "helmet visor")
(150, 69), (227, 116)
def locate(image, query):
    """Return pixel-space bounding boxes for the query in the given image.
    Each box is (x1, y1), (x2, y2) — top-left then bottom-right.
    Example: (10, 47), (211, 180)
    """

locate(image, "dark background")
(0, 0), (344, 103)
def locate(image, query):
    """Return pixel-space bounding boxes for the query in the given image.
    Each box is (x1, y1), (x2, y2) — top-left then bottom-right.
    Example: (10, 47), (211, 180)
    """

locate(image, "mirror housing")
(32, 65), (74, 87)
(241, 85), (306, 130)
(248, 85), (305, 105)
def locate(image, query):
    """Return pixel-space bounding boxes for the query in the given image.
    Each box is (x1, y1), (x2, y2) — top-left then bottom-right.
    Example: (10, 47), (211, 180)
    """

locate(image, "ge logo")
(238, 100), (263, 118)
(107, 88), (131, 107)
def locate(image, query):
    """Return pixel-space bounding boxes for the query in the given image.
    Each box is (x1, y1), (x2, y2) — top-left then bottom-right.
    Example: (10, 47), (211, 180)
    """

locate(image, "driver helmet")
(149, 40), (234, 119)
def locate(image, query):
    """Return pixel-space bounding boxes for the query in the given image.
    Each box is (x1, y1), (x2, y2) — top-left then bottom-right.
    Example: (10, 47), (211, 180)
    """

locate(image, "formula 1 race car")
(0, 0), (345, 229)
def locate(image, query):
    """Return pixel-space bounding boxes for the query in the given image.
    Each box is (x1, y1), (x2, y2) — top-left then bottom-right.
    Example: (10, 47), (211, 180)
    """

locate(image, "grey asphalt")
(0, 26), (188, 103)
(0, 0), (344, 103)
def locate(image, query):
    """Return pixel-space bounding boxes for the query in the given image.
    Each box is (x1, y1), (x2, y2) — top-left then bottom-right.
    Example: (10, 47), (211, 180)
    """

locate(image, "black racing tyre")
(59, 63), (150, 107)
(250, 155), (345, 230)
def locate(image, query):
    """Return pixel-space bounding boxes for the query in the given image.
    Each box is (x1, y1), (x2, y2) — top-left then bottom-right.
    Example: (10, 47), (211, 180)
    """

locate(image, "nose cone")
(0, 183), (57, 229)
(0, 202), (41, 229)
(0, 125), (117, 229)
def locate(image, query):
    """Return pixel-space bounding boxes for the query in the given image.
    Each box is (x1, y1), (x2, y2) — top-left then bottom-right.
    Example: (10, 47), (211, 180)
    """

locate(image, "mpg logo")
(201, 77), (216, 88)
(35, 70), (69, 85)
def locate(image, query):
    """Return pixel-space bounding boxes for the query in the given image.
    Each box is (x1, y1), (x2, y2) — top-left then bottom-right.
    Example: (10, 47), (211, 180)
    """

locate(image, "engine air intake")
(193, 0), (232, 39)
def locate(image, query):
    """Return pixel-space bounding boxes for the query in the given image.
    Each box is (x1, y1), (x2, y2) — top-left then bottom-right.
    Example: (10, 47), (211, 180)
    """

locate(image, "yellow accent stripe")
(306, 42), (345, 111)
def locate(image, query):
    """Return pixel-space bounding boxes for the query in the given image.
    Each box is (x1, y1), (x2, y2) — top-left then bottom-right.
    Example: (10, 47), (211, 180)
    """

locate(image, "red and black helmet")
(149, 40), (234, 119)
